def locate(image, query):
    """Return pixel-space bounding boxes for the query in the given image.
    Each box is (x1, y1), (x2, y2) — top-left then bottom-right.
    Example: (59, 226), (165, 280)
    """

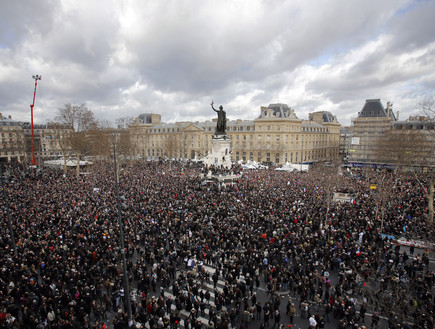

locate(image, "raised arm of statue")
(211, 101), (218, 113)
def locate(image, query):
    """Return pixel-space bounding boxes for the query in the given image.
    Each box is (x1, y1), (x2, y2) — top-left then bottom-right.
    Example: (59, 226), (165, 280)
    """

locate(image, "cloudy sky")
(1, 0), (434, 126)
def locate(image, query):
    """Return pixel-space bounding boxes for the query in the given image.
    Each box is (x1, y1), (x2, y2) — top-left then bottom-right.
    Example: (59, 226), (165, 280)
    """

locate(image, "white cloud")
(0, 0), (434, 126)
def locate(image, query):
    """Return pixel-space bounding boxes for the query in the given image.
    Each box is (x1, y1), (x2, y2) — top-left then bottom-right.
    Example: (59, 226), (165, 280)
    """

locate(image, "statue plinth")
(212, 132), (229, 140)
(203, 134), (232, 168)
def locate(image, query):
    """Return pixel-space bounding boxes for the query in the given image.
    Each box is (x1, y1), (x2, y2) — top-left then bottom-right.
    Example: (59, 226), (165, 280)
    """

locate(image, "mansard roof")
(137, 113), (153, 124)
(259, 103), (291, 118)
(322, 111), (336, 123)
(358, 99), (387, 118)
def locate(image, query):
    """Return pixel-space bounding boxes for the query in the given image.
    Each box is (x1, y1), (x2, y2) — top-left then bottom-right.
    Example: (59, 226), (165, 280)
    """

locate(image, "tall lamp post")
(113, 141), (133, 326)
(30, 75), (41, 165)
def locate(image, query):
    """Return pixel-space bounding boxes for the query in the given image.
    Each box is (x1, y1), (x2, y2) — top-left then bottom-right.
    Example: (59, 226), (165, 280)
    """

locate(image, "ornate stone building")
(22, 123), (70, 163)
(0, 114), (70, 164)
(347, 99), (435, 171)
(0, 114), (26, 162)
(129, 104), (341, 165)
(348, 99), (397, 166)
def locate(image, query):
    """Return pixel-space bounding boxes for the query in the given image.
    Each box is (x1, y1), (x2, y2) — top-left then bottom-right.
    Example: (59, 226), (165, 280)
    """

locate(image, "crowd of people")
(0, 160), (433, 329)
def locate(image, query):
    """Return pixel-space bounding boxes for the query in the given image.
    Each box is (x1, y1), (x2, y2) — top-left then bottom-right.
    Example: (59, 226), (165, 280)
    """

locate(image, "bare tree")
(98, 120), (114, 129)
(55, 104), (97, 175)
(117, 129), (135, 165)
(46, 122), (72, 174)
(83, 120), (116, 161)
(115, 116), (135, 129)
(375, 126), (431, 173)
(87, 127), (113, 161)
(429, 179), (435, 225)
(128, 127), (148, 160)
(371, 100), (435, 226)
(317, 154), (342, 222)
(419, 96), (434, 119)
(416, 97), (435, 225)
(360, 257), (423, 326)
(162, 134), (179, 159)
(179, 131), (193, 161)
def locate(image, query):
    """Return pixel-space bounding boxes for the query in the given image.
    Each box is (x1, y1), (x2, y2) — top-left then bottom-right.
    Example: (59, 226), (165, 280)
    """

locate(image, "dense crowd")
(0, 160), (433, 329)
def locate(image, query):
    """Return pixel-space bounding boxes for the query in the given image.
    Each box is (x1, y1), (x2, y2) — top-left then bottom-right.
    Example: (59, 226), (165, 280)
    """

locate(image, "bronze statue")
(211, 101), (226, 135)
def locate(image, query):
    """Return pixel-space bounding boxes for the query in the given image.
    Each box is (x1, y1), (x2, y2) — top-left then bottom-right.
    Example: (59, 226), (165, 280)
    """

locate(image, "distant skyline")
(1, 0), (434, 126)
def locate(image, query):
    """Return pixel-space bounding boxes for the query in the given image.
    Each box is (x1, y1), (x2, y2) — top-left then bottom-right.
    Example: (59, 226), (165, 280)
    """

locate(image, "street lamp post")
(30, 75), (41, 165)
(300, 137), (304, 171)
(113, 141), (133, 326)
(380, 174), (386, 231)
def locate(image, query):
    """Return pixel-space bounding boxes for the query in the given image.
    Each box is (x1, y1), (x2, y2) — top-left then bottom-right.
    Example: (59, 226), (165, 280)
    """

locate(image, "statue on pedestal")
(211, 101), (226, 135)
(202, 101), (232, 168)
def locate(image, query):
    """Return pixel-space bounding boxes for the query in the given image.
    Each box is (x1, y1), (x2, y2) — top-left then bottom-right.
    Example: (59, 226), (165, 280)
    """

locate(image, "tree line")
(50, 104), (136, 175)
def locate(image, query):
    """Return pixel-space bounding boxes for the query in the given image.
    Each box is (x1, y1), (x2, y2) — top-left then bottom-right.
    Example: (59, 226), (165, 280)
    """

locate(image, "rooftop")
(358, 99), (396, 120)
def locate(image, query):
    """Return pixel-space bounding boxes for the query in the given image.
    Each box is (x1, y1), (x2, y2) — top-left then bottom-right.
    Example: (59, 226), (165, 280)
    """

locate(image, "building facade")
(0, 114), (26, 162)
(0, 114), (70, 164)
(347, 99), (435, 171)
(386, 118), (435, 170)
(22, 123), (70, 163)
(129, 104), (341, 165)
(10, 99), (431, 170)
(348, 99), (397, 166)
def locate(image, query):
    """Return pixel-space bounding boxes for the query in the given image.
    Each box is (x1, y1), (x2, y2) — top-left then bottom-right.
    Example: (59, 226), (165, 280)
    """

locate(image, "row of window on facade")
(149, 134), (331, 143)
(150, 139), (333, 150)
(1, 150), (59, 157)
(233, 150), (330, 163)
(147, 126), (330, 134)
(1, 130), (54, 138)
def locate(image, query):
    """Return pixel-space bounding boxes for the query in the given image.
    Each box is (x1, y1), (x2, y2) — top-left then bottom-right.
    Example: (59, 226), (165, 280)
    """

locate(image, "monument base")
(202, 135), (232, 169)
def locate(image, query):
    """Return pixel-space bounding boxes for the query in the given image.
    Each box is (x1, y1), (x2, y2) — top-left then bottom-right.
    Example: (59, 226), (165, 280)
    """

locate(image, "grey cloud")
(129, 0), (404, 98)
(388, 1), (435, 52)
(306, 40), (435, 105)
(0, 0), (59, 49)
(32, 3), (121, 75)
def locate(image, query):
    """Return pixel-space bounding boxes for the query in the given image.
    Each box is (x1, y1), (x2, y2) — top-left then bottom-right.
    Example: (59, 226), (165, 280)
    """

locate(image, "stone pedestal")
(202, 135), (232, 169)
